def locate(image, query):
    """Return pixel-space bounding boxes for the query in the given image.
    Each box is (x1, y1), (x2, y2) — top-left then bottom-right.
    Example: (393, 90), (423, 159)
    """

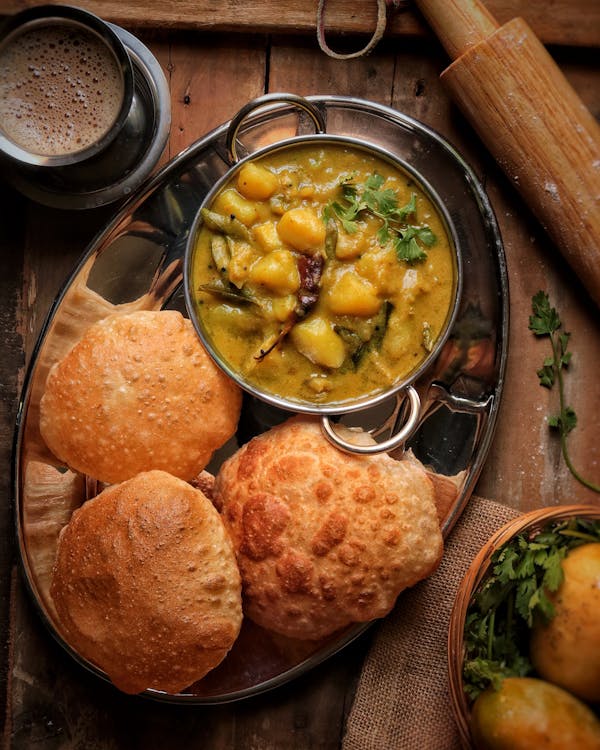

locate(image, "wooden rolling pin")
(413, 0), (600, 306)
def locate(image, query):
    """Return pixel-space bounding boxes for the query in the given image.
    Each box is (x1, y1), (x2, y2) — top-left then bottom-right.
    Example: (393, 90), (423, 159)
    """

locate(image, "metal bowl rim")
(184, 130), (464, 416)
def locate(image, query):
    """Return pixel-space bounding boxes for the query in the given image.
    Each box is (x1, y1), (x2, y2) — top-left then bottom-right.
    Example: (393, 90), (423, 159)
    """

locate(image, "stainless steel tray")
(13, 96), (509, 704)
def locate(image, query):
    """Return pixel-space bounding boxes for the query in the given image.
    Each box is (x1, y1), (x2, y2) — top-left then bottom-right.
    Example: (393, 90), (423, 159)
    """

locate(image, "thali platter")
(13, 96), (508, 704)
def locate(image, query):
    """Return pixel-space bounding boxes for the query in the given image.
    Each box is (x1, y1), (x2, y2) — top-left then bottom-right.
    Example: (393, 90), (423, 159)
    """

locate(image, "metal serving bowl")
(184, 93), (463, 454)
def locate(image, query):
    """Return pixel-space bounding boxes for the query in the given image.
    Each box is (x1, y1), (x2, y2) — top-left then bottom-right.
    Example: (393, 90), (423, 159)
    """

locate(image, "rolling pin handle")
(413, 0), (499, 60)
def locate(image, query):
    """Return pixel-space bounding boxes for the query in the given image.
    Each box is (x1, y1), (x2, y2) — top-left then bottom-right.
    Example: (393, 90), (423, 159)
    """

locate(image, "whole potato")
(530, 542), (600, 702)
(470, 677), (600, 750)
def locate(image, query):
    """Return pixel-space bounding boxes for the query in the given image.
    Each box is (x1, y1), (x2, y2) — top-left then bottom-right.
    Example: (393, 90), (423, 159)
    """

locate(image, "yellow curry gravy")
(190, 143), (457, 406)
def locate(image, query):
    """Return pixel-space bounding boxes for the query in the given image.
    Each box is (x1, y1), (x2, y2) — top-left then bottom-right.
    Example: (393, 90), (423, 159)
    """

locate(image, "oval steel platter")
(13, 96), (508, 704)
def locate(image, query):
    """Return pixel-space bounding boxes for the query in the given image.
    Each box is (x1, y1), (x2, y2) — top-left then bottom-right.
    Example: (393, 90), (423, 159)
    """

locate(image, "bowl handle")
(320, 386), (421, 455)
(226, 93), (327, 163)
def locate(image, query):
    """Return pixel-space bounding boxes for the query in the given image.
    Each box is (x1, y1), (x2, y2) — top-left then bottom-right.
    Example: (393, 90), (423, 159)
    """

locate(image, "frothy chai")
(0, 21), (125, 157)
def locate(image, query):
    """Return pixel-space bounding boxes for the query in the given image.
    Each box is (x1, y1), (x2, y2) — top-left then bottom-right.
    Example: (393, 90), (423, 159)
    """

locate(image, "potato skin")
(530, 542), (600, 702)
(470, 677), (600, 750)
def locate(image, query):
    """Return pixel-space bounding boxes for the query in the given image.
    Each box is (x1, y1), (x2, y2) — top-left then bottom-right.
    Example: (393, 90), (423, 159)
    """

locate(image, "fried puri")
(39, 310), (242, 484)
(50, 470), (243, 694)
(213, 416), (443, 640)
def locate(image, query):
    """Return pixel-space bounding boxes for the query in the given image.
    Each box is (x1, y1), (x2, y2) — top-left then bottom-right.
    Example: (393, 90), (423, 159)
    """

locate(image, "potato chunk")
(382, 312), (412, 359)
(277, 207), (326, 253)
(249, 250), (300, 295)
(253, 221), (283, 253)
(228, 241), (260, 287)
(212, 189), (258, 226)
(237, 162), (279, 200)
(355, 246), (397, 294)
(335, 229), (367, 260)
(290, 317), (346, 369)
(326, 272), (381, 317)
(272, 295), (297, 322)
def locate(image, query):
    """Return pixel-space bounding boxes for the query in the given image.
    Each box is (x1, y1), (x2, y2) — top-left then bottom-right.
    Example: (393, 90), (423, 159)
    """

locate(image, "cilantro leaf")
(365, 173), (385, 192)
(529, 290), (561, 335)
(541, 552), (565, 593)
(324, 175), (436, 263)
(549, 406), (577, 435)
(396, 236), (427, 263)
(329, 199), (360, 234)
(529, 292), (599, 493)
(463, 517), (600, 700)
(397, 192), (416, 219)
(395, 226), (432, 262)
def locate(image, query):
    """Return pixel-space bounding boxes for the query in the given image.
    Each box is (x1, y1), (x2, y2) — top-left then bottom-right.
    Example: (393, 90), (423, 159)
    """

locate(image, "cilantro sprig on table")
(463, 516), (600, 700)
(323, 173), (436, 262)
(529, 291), (599, 493)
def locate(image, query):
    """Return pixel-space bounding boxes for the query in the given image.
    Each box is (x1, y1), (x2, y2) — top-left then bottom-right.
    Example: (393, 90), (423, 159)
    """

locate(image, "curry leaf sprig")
(463, 516), (600, 700)
(528, 291), (600, 493)
(323, 173), (436, 263)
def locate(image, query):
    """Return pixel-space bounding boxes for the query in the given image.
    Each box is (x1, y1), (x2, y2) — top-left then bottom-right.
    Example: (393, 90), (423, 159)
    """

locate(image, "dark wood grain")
(1, 14), (599, 750)
(9, 578), (368, 749)
(0, 0), (599, 46)
(0, 182), (26, 746)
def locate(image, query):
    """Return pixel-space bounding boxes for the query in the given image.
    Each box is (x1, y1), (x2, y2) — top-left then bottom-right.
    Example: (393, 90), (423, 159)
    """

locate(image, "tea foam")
(0, 22), (124, 156)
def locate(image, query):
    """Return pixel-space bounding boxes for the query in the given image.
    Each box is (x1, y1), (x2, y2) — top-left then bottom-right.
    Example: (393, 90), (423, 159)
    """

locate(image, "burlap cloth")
(342, 495), (520, 750)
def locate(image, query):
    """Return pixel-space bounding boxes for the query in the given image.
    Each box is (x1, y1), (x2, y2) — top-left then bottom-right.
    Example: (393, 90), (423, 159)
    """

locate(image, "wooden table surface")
(1, 2), (599, 747)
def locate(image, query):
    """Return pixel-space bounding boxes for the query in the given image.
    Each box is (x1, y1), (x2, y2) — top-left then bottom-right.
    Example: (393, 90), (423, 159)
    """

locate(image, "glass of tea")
(0, 4), (169, 208)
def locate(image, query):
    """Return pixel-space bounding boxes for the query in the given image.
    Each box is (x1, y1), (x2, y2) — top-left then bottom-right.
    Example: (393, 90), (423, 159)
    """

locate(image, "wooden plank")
(268, 34), (396, 102)
(382, 40), (600, 510)
(386, 39), (600, 510)
(9, 571), (366, 749)
(0, 0), (599, 47)
(6, 31), (366, 750)
(4, 33), (384, 750)
(4, 27), (600, 750)
(472, 50), (600, 509)
(162, 33), (267, 158)
(0, 182), (26, 741)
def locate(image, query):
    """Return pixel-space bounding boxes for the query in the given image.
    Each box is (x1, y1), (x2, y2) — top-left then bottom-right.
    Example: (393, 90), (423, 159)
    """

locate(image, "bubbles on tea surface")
(0, 23), (125, 156)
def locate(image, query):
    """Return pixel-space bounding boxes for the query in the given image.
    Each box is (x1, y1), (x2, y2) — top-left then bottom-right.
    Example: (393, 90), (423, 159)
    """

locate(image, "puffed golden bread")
(39, 310), (241, 484)
(213, 416), (443, 640)
(50, 470), (243, 695)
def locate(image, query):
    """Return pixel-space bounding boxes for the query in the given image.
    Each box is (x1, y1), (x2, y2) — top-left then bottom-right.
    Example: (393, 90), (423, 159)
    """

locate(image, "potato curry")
(189, 143), (457, 406)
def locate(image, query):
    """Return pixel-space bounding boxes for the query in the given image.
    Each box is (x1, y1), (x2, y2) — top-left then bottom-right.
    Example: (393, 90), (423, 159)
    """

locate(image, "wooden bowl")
(447, 504), (600, 749)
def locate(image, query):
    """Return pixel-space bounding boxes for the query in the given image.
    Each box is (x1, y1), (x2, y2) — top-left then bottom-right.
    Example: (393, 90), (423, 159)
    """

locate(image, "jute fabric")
(342, 496), (520, 750)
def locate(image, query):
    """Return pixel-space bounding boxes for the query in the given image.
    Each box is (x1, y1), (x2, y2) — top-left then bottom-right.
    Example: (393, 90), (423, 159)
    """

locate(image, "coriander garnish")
(323, 173), (436, 262)
(463, 516), (600, 700)
(529, 291), (599, 493)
